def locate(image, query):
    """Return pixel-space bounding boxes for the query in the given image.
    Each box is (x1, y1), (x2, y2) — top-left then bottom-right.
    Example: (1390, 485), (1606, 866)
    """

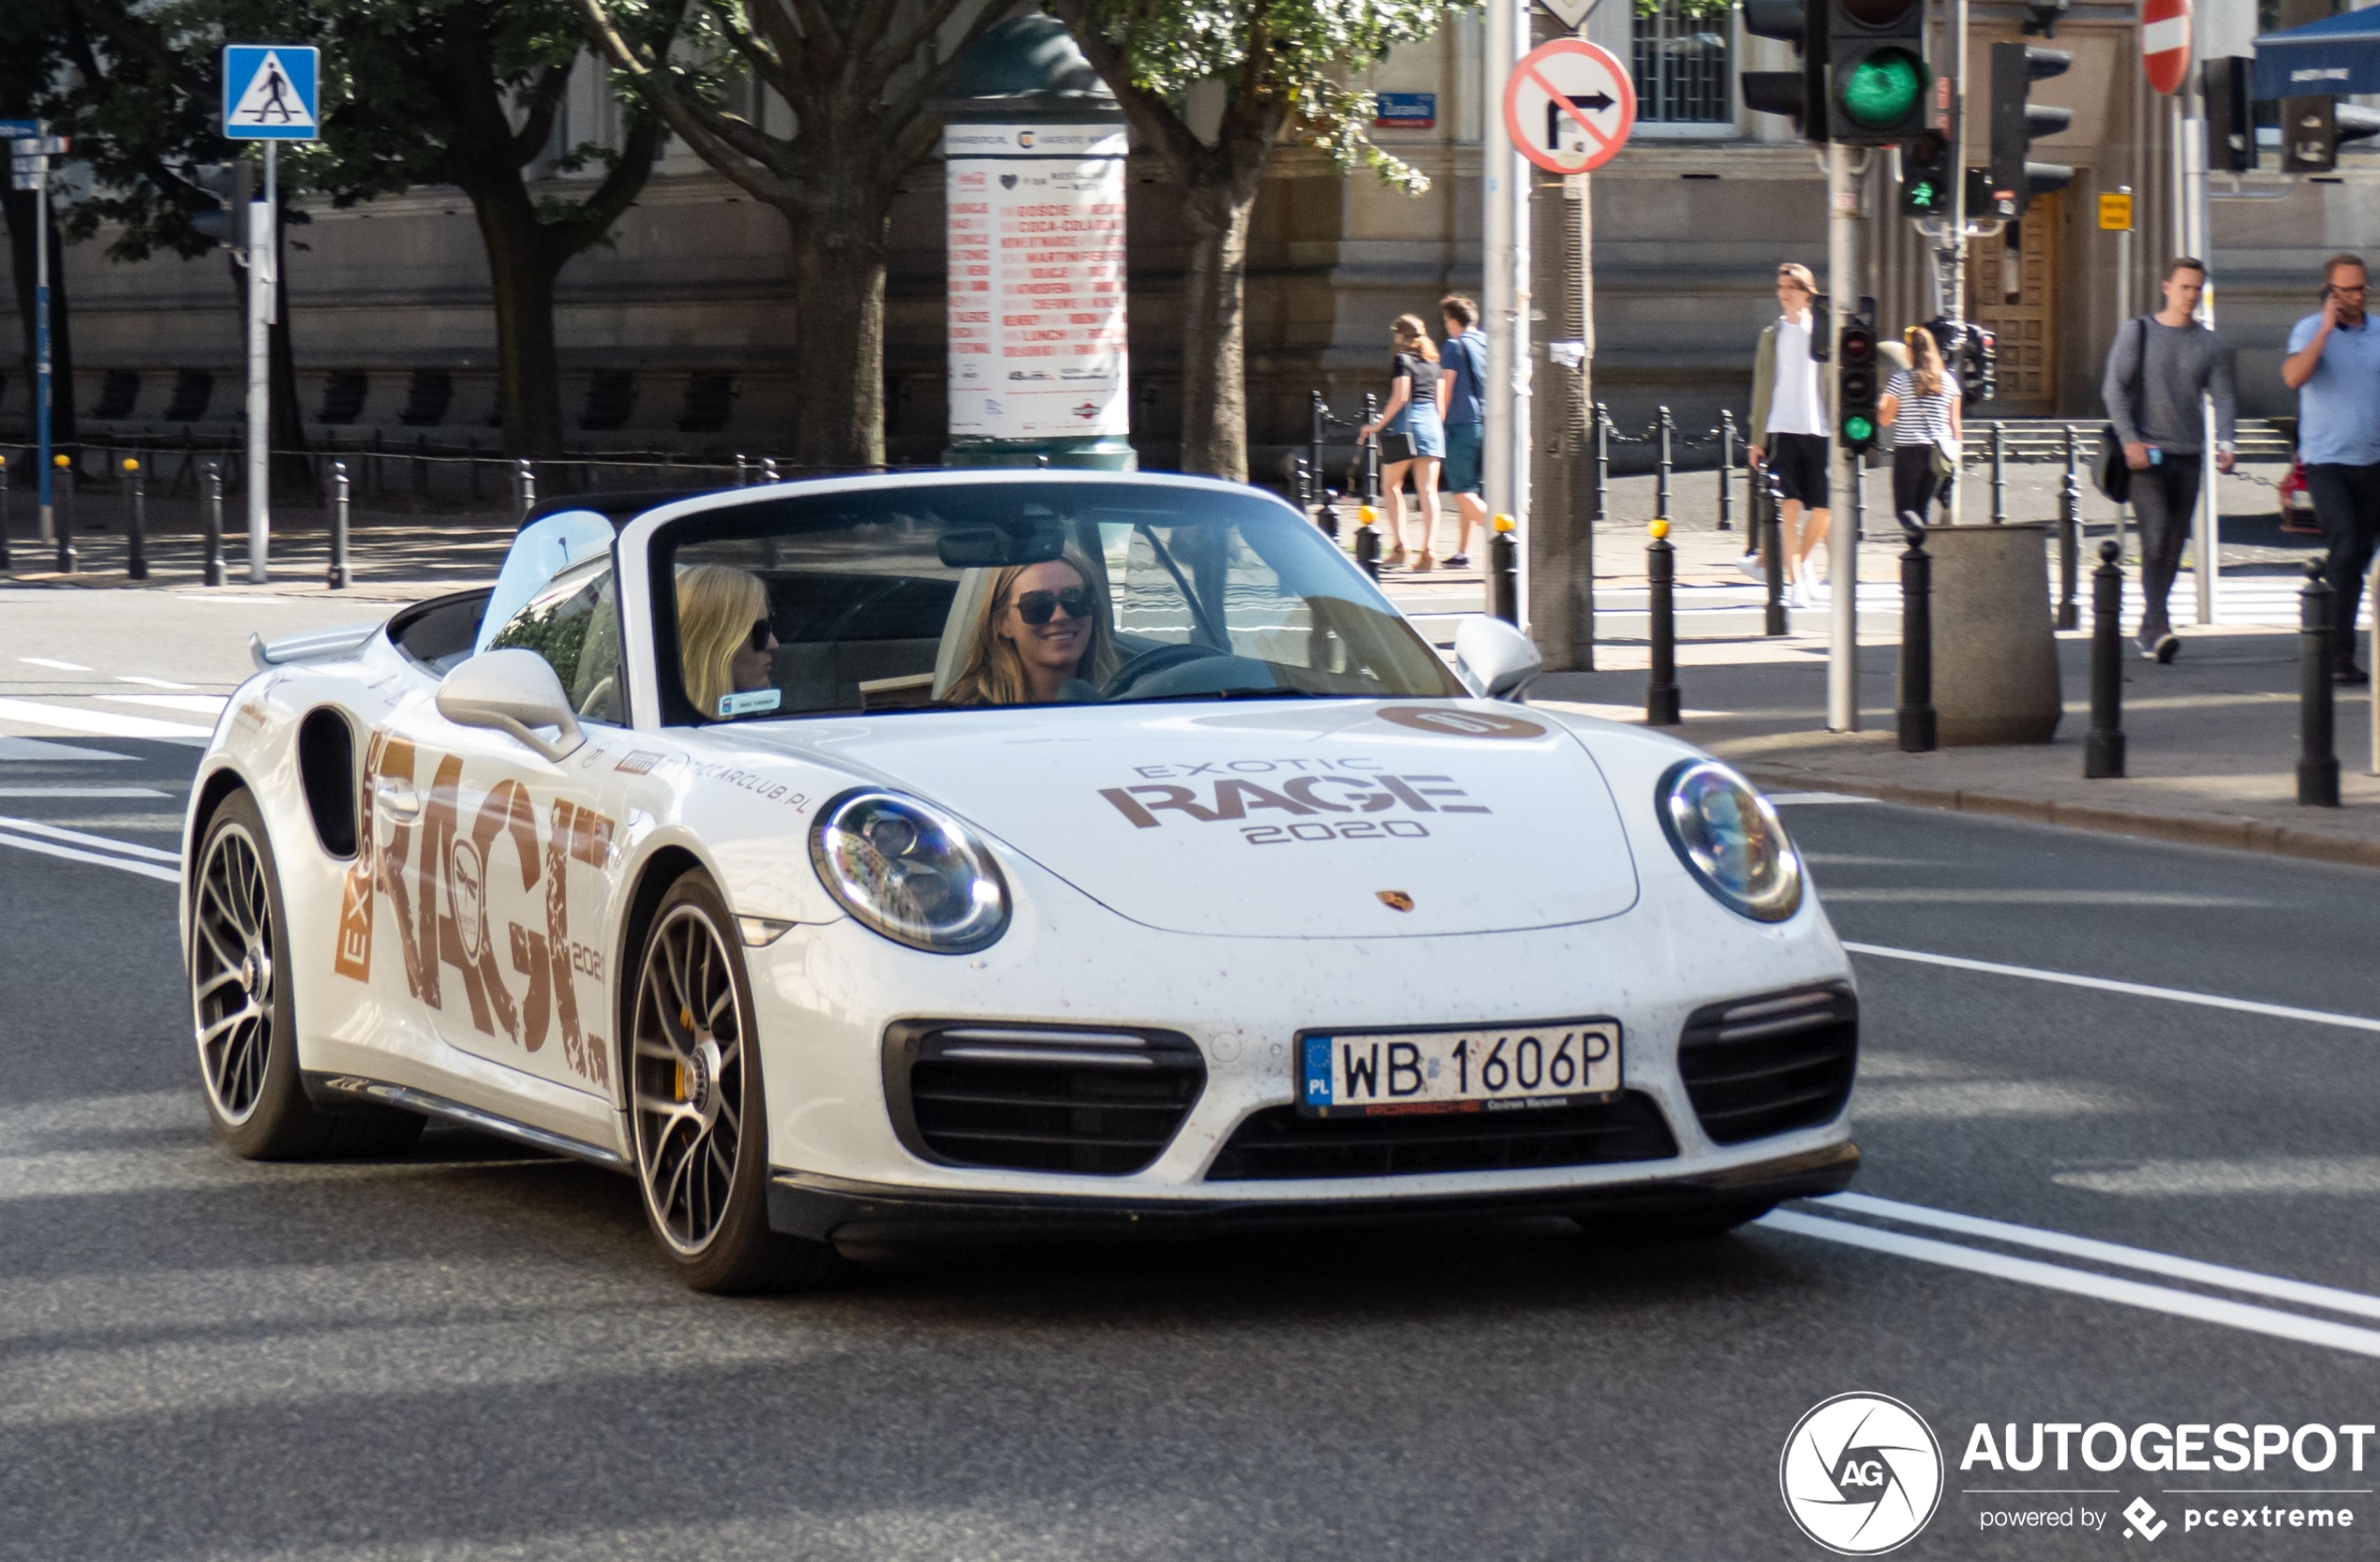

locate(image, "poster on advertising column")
(945, 122), (1129, 441)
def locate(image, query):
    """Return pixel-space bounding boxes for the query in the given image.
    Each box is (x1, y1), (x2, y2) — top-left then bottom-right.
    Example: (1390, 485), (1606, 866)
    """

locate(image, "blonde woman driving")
(943, 550), (1119, 707)
(677, 563), (779, 718)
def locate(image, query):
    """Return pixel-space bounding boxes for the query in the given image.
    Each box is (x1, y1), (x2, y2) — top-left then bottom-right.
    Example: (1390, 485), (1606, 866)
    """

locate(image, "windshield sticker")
(1100, 772), (1487, 829)
(1376, 707), (1546, 739)
(718, 689), (782, 718)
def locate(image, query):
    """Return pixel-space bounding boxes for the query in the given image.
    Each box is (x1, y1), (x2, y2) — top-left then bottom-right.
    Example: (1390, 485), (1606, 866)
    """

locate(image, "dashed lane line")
(0, 787), (169, 798)
(0, 697), (213, 741)
(0, 814), (182, 863)
(1842, 942), (2380, 1035)
(0, 833), (179, 884)
(1761, 1209), (2380, 1361)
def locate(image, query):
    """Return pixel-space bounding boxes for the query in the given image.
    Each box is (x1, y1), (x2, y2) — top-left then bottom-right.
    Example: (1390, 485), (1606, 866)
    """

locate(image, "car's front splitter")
(767, 1139), (1858, 1249)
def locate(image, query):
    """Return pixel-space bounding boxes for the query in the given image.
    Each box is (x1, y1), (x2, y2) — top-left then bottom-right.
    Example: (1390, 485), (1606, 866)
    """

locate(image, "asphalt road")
(3, 591), (2378, 1559)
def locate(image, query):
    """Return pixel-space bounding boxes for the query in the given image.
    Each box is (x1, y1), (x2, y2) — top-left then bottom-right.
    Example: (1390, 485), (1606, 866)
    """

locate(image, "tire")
(626, 870), (840, 1294)
(190, 788), (424, 1160)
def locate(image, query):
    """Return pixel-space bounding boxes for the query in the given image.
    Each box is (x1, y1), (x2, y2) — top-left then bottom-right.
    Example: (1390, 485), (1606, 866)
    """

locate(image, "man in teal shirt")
(2283, 253), (2380, 684)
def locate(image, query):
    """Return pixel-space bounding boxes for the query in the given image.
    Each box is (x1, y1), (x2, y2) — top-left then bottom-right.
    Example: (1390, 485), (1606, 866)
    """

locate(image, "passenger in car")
(941, 550), (1119, 706)
(677, 564), (780, 717)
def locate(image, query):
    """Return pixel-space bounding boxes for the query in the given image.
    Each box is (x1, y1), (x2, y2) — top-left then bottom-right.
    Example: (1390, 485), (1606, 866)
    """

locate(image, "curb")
(1738, 763), (2380, 870)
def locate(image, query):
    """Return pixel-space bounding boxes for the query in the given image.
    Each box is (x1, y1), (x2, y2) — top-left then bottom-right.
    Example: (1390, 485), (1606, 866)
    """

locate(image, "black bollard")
(1593, 403), (1611, 528)
(2085, 541), (2126, 779)
(123, 457), (147, 580)
(1716, 409), (1735, 532)
(329, 458), (351, 590)
(1354, 503), (1382, 579)
(201, 458), (225, 588)
(1490, 514), (1520, 623)
(1646, 520), (1681, 725)
(1763, 463), (1788, 636)
(1308, 391), (1327, 513)
(1655, 405), (1673, 523)
(2300, 559), (2342, 807)
(1318, 485), (1342, 541)
(517, 458), (538, 520)
(2056, 425), (2081, 629)
(1989, 421), (2007, 525)
(1293, 452), (1312, 513)
(1897, 513), (1936, 751)
(1361, 392), (1382, 504)
(54, 453), (76, 574)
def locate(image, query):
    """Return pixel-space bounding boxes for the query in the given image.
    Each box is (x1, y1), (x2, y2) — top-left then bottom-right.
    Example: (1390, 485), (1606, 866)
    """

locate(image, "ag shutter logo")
(1780, 1393), (1944, 1555)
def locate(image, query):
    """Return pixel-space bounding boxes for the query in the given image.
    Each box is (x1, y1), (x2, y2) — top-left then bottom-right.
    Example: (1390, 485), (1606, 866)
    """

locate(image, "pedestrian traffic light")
(1837, 297), (1881, 455)
(1898, 132), (1953, 216)
(1965, 326), (1998, 404)
(1987, 43), (2072, 218)
(2205, 56), (2256, 173)
(1740, 0), (1828, 144)
(2281, 96), (2380, 173)
(188, 164), (246, 250)
(1828, 0), (1929, 143)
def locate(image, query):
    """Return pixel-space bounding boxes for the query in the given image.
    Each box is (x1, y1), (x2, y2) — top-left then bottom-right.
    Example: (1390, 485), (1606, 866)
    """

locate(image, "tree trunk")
(465, 185), (568, 462)
(1179, 178), (1256, 481)
(783, 188), (889, 470)
(6, 189), (78, 452)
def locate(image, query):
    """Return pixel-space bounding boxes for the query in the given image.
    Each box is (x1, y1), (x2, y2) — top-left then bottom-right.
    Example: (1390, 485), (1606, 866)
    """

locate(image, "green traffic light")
(1910, 179), (1941, 209)
(1841, 49), (1926, 129)
(1844, 415), (1877, 444)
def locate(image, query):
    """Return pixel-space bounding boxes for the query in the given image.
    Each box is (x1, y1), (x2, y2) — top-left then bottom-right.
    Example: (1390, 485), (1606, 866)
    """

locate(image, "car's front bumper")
(768, 1139), (1859, 1247)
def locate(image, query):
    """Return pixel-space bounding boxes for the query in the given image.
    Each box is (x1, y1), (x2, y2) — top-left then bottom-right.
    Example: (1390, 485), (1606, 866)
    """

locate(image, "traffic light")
(1740, 0), (1827, 144)
(1837, 297), (1880, 455)
(1828, 0), (1928, 143)
(1986, 43), (2073, 218)
(188, 164), (246, 250)
(2281, 97), (2380, 173)
(1898, 131), (1953, 216)
(1965, 326), (1998, 405)
(2205, 57), (2256, 172)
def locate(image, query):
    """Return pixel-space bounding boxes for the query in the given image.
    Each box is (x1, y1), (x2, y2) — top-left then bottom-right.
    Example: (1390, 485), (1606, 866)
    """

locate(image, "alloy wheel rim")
(631, 904), (747, 1256)
(191, 823), (274, 1125)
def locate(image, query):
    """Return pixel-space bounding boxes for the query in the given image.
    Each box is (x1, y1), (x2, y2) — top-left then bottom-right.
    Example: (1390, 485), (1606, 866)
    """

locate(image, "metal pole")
(2057, 425), (2081, 629)
(2116, 186), (2134, 326)
(2191, 116), (2219, 630)
(1646, 520), (1680, 725)
(245, 141), (275, 584)
(1309, 391), (1326, 515)
(329, 457), (350, 589)
(1655, 405), (1673, 522)
(1941, 0), (1968, 528)
(1491, 515), (1520, 623)
(2300, 560), (2341, 806)
(1989, 421), (2006, 523)
(1481, 0), (1530, 552)
(1897, 517), (1935, 751)
(201, 458), (224, 588)
(52, 454), (74, 573)
(123, 456), (145, 580)
(0, 455), (10, 571)
(35, 167), (52, 546)
(1593, 403), (1611, 529)
(1717, 409), (1734, 533)
(1763, 463), (1789, 636)
(1826, 141), (1858, 733)
(2086, 541), (2126, 778)
(516, 457), (537, 521)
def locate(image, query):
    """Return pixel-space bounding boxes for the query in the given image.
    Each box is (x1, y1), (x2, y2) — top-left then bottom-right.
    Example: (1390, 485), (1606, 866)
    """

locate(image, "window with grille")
(1632, 2), (1733, 124)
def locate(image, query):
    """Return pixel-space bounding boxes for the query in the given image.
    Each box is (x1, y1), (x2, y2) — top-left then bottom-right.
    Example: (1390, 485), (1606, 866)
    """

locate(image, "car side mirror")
(436, 648), (586, 763)
(1453, 615), (1543, 701)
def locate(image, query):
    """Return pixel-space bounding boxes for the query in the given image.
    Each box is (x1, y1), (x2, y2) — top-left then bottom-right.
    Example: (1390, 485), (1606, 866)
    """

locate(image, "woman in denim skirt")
(1358, 314), (1452, 570)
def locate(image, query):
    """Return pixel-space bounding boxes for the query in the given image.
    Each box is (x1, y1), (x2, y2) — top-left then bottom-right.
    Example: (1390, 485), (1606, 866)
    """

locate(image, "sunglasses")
(747, 617), (773, 654)
(1014, 587), (1093, 626)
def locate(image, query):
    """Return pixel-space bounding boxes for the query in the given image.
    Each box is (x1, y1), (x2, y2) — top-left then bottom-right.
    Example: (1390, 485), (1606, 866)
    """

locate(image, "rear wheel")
(190, 789), (422, 1159)
(628, 871), (840, 1294)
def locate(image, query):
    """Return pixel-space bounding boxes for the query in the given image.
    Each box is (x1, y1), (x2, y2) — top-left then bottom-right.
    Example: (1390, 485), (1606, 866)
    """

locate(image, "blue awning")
(2254, 7), (2380, 99)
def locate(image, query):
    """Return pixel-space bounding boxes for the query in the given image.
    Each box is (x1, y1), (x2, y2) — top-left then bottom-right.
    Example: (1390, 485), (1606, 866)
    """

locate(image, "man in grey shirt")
(2103, 257), (2238, 662)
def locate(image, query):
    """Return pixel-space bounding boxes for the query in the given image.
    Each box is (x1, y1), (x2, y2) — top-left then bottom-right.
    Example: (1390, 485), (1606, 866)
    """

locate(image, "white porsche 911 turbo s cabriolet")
(184, 470), (1858, 1292)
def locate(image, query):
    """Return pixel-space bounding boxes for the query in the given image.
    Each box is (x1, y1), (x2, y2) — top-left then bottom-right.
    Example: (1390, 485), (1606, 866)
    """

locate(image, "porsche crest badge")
(1376, 890), (1415, 913)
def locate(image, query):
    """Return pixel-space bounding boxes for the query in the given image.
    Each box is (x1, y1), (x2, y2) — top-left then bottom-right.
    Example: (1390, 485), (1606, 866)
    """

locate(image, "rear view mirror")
(937, 522), (1065, 569)
(1453, 616), (1544, 701)
(437, 648), (586, 763)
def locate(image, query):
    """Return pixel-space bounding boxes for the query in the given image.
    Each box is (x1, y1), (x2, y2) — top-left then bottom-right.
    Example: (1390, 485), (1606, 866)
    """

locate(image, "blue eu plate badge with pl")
(1299, 1021), (1621, 1119)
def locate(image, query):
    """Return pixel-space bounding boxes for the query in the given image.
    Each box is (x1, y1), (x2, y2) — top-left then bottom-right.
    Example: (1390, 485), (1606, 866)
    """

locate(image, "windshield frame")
(619, 470), (1450, 729)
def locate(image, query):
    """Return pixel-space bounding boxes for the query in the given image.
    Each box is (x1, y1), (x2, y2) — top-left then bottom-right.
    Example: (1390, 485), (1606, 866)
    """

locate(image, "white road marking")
(1853, 1079), (2139, 1120)
(114, 676), (195, 690)
(0, 697), (213, 740)
(17, 657), (89, 672)
(98, 693), (230, 716)
(1818, 1192), (2380, 1324)
(1827, 889), (2264, 907)
(0, 814), (183, 862)
(1761, 1209), (2380, 1360)
(0, 736), (135, 761)
(2056, 1158), (2380, 1198)
(1768, 792), (1881, 805)
(0, 787), (168, 798)
(0, 833), (180, 883)
(1842, 942), (2380, 1035)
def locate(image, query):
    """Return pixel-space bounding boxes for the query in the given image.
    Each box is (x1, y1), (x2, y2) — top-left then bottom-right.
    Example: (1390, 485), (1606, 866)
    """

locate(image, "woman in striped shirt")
(1879, 326), (1963, 524)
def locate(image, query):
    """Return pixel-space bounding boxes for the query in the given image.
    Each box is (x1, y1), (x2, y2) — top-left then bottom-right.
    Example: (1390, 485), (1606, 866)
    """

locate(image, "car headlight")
(1655, 759), (1803, 923)
(810, 789), (1011, 953)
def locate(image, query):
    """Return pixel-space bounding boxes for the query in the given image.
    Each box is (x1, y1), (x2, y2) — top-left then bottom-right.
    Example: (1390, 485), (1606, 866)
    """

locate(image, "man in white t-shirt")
(1747, 263), (1833, 606)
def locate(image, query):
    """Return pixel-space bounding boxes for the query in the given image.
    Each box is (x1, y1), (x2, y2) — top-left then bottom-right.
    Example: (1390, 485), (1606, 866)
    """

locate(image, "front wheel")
(628, 871), (840, 1294)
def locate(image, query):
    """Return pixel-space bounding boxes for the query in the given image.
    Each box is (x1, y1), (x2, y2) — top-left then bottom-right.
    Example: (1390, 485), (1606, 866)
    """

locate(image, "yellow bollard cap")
(1492, 513), (1516, 534)
(1648, 518), (1671, 540)
(53, 454), (70, 468)
(1358, 504), (1377, 524)
(122, 457), (139, 473)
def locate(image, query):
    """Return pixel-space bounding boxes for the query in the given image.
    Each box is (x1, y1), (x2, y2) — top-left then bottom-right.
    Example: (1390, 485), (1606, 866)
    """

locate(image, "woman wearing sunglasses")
(677, 563), (781, 717)
(943, 550), (1120, 707)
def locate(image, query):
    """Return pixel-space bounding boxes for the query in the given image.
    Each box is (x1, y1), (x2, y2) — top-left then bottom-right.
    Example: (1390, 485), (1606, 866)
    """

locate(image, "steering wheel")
(1102, 641), (1226, 699)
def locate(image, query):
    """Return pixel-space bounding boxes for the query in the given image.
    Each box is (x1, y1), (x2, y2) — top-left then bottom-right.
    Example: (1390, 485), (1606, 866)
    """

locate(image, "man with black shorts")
(1748, 263), (1831, 607)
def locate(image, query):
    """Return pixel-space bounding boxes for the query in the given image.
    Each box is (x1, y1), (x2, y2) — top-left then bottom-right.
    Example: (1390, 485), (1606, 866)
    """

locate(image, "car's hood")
(743, 700), (1640, 939)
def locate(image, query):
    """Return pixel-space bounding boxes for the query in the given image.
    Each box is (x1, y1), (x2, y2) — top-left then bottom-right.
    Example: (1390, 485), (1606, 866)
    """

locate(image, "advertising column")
(944, 122), (1135, 469)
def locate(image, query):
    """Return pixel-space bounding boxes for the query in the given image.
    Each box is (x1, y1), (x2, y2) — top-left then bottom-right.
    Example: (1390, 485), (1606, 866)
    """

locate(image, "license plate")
(1298, 1021), (1621, 1118)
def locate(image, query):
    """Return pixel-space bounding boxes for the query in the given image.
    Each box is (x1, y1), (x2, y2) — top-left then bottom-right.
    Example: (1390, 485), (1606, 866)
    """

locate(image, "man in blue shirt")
(1438, 294), (1488, 567)
(2283, 253), (2380, 684)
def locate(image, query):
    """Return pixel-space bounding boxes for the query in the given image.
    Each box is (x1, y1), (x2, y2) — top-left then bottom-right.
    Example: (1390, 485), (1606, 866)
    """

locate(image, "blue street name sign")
(1375, 92), (1438, 129)
(0, 119), (39, 139)
(223, 45), (320, 141)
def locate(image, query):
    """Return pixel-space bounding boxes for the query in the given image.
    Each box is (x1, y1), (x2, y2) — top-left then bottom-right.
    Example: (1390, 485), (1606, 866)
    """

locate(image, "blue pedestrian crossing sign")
(223, 46), (320, 141)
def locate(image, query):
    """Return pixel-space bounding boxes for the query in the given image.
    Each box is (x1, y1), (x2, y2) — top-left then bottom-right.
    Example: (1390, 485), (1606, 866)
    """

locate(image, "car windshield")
(648, 479), (1462, 724)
